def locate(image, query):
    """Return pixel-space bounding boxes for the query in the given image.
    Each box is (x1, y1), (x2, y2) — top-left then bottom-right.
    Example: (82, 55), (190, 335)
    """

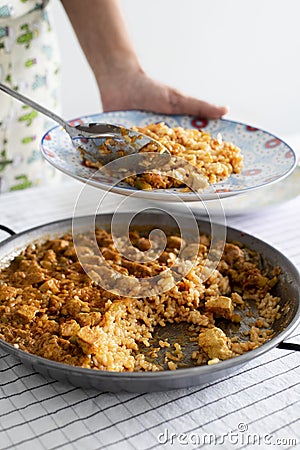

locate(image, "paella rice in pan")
(0, 225), (282, 373)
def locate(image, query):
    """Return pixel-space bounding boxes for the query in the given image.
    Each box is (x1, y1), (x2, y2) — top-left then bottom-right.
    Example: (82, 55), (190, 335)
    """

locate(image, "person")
(0, 0), (60, 192)
(0, 0), (228, 193)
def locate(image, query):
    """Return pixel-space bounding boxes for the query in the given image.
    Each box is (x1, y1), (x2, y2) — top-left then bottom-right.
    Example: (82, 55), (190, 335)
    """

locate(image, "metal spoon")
(0, 83), (168, 165)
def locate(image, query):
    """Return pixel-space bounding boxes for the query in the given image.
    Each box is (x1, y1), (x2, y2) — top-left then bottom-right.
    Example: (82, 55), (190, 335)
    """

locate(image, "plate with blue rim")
(41, 110), (296, 202)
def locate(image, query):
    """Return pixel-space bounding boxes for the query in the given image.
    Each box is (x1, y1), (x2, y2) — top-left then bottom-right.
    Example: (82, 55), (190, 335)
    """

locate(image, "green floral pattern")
(0, 0), (60, 192)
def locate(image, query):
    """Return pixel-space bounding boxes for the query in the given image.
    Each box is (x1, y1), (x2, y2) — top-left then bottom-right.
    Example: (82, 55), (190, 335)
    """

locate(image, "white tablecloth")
(0, 177), (299, 450)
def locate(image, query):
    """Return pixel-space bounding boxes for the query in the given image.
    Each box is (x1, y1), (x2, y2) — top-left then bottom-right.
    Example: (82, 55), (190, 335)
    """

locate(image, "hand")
(62, 0), (228, 120)
(99, 69), (228, 119)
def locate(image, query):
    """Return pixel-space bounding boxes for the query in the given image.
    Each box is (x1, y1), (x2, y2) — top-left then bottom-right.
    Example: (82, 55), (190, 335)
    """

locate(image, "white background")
(51, 0), (300, 139)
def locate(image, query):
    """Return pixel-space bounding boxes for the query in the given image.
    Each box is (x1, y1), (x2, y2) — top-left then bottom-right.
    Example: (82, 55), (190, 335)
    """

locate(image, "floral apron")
(0, 0), (61, 192)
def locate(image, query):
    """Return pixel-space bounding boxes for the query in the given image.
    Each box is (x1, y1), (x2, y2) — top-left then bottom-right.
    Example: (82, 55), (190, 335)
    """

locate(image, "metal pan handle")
(0, 225), (16, 237)
(277, 342), (300, 351)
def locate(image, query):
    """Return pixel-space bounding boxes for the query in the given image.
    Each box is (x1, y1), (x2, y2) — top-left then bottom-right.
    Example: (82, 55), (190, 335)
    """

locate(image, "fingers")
(169, 89), (229, 119)
(100, 73), (229, 119)
(195, 102), (229, 119)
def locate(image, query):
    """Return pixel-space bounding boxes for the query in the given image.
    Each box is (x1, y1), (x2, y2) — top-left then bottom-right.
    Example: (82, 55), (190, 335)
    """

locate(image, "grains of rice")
(0, 227), (282, 372)
(83, 122), (243, 191)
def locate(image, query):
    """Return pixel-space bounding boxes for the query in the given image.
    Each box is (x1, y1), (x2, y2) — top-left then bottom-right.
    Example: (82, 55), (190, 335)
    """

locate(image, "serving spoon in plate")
(0, 83), (168, 165)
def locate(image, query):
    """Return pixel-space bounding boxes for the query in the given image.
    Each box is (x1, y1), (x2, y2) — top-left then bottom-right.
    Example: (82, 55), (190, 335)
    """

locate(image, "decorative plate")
(41, 111), (296, 202)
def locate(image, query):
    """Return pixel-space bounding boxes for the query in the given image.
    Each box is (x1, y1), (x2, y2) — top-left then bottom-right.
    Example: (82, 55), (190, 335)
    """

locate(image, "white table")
(0, 177), (299, 450)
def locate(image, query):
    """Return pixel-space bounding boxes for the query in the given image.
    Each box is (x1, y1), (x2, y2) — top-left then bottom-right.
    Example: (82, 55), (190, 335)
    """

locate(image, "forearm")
(61, 0), (228, 117)
(61, 0), (142, 84)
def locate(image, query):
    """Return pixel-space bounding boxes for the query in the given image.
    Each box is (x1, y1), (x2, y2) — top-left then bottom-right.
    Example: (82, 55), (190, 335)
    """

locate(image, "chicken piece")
(43, 249), (57, 264)
(19, 260), (45, 285)
(231, 292), (244, 306)
(50, 239), (70, 253)
(14, 304), (38, 324)
(134, 237), (151, 252)
(198, 327), (232, 360)
(121, 260), (153, 277)
(61, 296), (90, 316)
(205, 296), (233, 319)
(76, 326), (99, 354)
(222, 243), (245, 266)
(60, 319), (80, 337)
(76, 311), (102, 327)
(40, 278), (60, 293)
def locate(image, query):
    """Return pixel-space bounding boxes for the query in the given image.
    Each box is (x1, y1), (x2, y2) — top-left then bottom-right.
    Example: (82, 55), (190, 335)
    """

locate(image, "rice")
(83, 122), (243, 191)
(0, 227), (281, 372)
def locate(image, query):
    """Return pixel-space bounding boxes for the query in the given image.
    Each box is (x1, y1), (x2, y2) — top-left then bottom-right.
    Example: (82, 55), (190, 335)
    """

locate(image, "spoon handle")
(0, 82), (68, 129)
